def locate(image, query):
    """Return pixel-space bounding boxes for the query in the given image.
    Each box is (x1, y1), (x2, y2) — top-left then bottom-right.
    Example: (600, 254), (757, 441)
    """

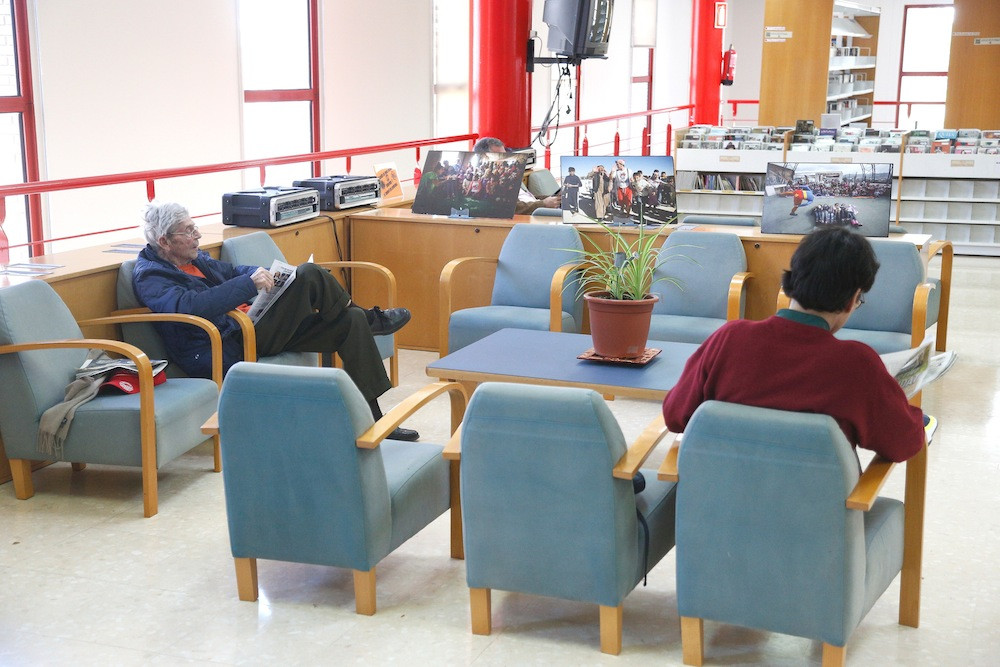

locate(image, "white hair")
(142, 201), (191, 245)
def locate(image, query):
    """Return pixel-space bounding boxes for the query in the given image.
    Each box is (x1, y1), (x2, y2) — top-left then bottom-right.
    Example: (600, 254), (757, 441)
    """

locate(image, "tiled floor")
(1, 255), (998, 665)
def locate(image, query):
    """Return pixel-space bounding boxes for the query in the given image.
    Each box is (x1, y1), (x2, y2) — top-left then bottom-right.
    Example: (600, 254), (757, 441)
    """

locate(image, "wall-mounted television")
(761, 162), (893, 237)
(543, 0), (615, 61)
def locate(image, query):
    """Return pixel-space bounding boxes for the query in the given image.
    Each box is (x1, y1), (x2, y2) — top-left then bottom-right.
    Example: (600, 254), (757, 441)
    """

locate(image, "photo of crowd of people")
(761, 162), (892, 237)
(559, 156), (677, 225)
(412, 150), (527, 219)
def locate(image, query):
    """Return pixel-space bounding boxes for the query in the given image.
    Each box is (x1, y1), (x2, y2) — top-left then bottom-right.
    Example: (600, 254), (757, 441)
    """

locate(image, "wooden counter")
(345, 207), (931, 351)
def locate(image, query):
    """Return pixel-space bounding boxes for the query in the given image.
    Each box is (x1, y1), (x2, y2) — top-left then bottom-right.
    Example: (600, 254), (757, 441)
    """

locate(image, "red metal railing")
(0, 134), (476, 255)
(531, 104), (696, 169)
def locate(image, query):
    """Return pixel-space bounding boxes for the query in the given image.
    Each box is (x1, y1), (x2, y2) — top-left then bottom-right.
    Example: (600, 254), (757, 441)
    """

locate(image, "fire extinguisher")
(722, 44), (737, 86)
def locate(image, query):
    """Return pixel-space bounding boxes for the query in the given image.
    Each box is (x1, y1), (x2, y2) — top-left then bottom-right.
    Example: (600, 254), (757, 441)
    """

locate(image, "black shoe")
(366, 306), (411, 336)
(388, 426), (420, 441)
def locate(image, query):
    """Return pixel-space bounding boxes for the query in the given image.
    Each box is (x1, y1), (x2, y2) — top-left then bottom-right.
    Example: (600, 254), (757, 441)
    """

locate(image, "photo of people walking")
(560, 155), (677, 225)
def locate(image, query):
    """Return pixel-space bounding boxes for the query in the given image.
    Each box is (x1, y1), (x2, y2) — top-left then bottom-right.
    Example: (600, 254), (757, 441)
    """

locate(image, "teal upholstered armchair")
(834, 238), (952, 354)
(117, 258), (317, 378)
(453, 382), (677, 654)
(439, 223), (585, 356)
(662, 401), (925, 666)
(0, 280), (219, 517)
(217, 362), (466, 614)
(219, 231), (401, 384)
(648, 230), (753, 344)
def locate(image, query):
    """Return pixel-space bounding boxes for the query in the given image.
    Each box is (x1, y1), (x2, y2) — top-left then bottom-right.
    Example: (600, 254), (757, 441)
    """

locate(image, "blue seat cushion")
(834, 328), (912, 354)
(60, 378), (218, 467)
(648, 314), (726, 345)
(381, 440), (451, 551)
(257, 350), (318, 367)
(449, 306), (577, 353)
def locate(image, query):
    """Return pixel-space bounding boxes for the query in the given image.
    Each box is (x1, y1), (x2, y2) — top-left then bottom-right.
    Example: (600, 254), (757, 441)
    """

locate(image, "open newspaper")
(880, 338), (957, 399)
(245, 259), (297, 324)
(76, 350), (168, 379)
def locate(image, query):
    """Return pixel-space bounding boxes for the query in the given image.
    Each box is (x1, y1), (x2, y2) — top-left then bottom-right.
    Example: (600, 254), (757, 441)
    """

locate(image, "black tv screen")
(543, 0), (615, 60)
(761, 162), (893, 237)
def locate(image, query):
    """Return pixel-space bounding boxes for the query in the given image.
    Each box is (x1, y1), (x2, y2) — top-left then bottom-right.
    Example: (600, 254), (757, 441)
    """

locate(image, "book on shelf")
(905, 144), (929, 153)
(956, 128), (981, 138)
(789, 143), (813, 152)
(931, 140), (953, 154)
(794, 119), (815, 134)
(751, 126), (774, 135)
(954, 146), (976, 154)
(935, 129), (958, 140)
(908, 129), (932, 138)
(819, 128), (838, 138)
(979, 146), (1000, 154)
(831, 143), (854, 152)
(742, 140), (764, 150)
(981, 130), (1000, 139)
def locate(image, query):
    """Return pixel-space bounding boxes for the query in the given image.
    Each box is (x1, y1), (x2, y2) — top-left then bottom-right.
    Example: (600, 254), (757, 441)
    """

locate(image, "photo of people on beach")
(761, 162), (892, 237)
(559, 155), (677, 225)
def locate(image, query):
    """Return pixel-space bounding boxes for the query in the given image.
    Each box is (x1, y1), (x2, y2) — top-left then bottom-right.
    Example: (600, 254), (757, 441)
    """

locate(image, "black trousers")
(253, 263), (391, 402)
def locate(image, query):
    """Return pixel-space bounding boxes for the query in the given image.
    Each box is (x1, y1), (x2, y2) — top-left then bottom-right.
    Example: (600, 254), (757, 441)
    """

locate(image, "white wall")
(30, 0), (244, 251)
(720, 0), (764, 126)
(319, 0), (436, 178)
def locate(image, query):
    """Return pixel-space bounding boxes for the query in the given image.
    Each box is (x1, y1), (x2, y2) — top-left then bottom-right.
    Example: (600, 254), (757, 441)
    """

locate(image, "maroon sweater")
(662, 310), (925, 462)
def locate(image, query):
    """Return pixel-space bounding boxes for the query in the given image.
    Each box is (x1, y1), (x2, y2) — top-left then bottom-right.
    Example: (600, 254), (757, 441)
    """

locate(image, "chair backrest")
(220, 231), (286, 267)
(526, 168), (560, 197)
(218, 362), (391, 568)
(676, 400), (866, 643)
(460, 382), (638, 604)
(116, 260), (185, 377)
(491, 224), (584, 323)
(682, 214), (757, 227)
(653, 230), (746, 318)
(844, 239), (923, 334)
(0, 280), (87, 456)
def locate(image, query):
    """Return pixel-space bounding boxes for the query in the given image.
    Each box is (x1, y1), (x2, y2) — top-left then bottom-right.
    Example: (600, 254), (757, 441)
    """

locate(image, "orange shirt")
(179, 263), (251, 313)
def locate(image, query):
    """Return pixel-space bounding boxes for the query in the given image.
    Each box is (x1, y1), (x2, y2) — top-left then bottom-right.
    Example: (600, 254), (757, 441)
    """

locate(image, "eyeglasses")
(169, 225), (200, 238)
(856, 294), (866, 307)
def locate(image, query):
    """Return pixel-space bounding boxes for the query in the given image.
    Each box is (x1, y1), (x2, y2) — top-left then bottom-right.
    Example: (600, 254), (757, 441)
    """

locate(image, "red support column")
(471, 0), (532, 147)
(690, 0), (724, 125)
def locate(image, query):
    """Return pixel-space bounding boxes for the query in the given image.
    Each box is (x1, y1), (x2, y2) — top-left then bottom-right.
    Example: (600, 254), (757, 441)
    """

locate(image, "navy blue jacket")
(132, 245), (259, 378)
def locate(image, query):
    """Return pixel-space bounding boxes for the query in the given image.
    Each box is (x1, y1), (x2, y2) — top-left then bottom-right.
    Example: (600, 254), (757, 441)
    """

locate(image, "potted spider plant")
(569, 219), (681, 359)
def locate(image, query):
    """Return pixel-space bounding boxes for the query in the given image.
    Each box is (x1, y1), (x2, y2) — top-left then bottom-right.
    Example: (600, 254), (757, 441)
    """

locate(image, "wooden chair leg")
(212, 434), (222, 473)
(234, 557), (258, 601)
(450, 460), (464, 560)
(680, 616), (704, 666)
(900, 444), (927, 627)
(9, 459), (34, 500)
(389, 352), (399, 387)
(71, 462), (87, 471)
(599, 604), (623, 655)
(354, 568), (376, 615)
(822, 643), (846, 667)
(470, 587), (492, 635)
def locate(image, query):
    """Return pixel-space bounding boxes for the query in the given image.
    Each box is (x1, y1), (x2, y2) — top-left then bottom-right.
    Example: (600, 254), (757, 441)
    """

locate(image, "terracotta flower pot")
(584, 292), (659, 359)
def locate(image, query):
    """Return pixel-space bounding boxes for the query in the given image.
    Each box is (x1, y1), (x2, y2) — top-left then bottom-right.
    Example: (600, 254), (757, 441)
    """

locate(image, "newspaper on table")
(880, 337), (957, 399)
(245, 259), (297, 324)
(75, 350), (168, 380)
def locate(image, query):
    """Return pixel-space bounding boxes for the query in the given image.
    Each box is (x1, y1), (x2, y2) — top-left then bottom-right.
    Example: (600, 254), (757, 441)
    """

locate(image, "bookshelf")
(673, 128), (787, 224)
(759, 0), (880, 127)
(895, 153), (1000, 256)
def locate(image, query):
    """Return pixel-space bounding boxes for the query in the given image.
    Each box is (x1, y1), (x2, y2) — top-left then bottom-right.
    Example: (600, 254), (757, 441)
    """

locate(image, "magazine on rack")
(880, 338), (957, 399)
(245, 260), (297, 324)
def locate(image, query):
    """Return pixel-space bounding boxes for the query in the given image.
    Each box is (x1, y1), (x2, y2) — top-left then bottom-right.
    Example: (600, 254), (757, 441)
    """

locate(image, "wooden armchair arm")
(443, 424), (462, 461)
(657, 433), (682, 482)
(924, 240), (953, 351)
(79, 312), (224, 387)
(846, 455), (896, 511)
(357, 381), (468, 449)
(439, 256), (499, 357)
(909, 282), (936, 351)
(726, 271), (754, 321)
(613, 413), (672, 479)
(316, 260), (397, 307)
(776, 287), (791, 311)
(225, 309), (257, 363)
(549, 261), (588, 332)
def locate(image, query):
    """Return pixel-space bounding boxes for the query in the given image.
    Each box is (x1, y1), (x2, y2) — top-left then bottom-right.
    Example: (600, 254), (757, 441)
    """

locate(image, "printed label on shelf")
(719, 155), (741, 162)
(951, 160), (975, 167)
(831, 157), (854, 164)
